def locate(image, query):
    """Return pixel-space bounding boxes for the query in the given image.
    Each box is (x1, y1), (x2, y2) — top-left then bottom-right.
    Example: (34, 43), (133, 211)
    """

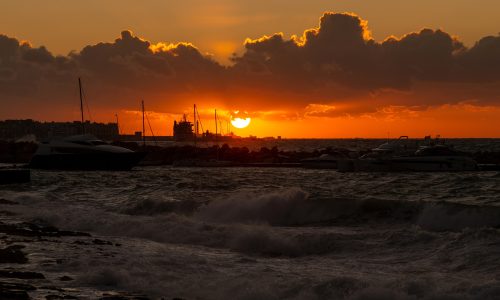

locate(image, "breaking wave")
(8, 187), (500, 259)
(197, 188), (500, 232)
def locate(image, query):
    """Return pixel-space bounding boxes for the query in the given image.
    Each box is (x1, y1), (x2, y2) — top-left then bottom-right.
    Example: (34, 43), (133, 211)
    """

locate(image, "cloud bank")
(1, 12), (500, 121)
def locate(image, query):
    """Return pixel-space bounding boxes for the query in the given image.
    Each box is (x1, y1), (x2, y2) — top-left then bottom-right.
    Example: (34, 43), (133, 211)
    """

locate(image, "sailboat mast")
(142, 100), (146, 148)
(115, 114), (120, 135)
(194, 104), (197, 146)
(78, 77), (85, 134)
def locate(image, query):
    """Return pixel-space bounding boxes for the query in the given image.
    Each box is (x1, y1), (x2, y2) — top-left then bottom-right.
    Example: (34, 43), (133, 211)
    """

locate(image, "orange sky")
(1, 4), (500, 138)
(84, 103), (499, 138)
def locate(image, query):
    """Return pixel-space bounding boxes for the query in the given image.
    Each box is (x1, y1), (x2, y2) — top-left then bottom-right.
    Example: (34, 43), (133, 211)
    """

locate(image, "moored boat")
(29, 135), (145, 170)
(338, 137), (477, 172)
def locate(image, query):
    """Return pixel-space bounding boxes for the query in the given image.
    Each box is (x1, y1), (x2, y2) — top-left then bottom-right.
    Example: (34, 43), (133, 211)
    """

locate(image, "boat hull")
(29, 152), (146, 171)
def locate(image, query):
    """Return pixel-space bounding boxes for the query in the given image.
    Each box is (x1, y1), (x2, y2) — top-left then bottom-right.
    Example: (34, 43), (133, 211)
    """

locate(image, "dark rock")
(0, 222), (90, 238)
(117, 143), (361, 166)
(92, 239), (113, 246)
(0, 289), (31, 300)
(0, 281), (36, 291)
(59, 276), (73, 281)
(0, 245), (28, 264)
(0, 270), (45, 279)
(39, 286), (65, 292)
(72, 240), (88, 245)
(100, 296), (150, 300)
(0, 199), (19, 205)
(0, 281), (36, 299)
(0, 210), (18, 216)
(46, 295), (78, 299)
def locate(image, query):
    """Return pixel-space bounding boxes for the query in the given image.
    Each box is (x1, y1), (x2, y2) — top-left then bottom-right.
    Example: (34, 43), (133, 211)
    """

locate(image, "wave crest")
(198, 188), (500, 231)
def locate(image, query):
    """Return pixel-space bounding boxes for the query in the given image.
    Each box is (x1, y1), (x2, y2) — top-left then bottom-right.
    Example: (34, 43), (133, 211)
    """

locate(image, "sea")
(148, 138), (500, 153)
(1, 139), (500, 299)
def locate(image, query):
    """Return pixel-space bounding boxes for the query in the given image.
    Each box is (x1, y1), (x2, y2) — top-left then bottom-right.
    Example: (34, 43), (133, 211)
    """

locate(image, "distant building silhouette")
(0, 119), (119, 141)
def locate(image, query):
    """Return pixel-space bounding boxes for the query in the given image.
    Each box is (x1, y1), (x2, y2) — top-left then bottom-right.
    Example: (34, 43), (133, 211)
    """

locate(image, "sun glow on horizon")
(230, 110), (251, 129)
(230, 117), (251, 129)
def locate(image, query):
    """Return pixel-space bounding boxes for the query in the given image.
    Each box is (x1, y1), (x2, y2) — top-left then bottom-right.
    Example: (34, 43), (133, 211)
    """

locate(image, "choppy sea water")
(2, 165), (500, 299)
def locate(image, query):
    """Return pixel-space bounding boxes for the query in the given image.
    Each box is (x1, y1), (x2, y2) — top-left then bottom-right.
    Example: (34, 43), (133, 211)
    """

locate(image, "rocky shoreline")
(0, 199), (155, 300)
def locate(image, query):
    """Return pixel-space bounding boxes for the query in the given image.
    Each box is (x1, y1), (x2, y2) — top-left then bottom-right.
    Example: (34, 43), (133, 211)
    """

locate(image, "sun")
(230, 111), (251, 129)
(231, 117), (251, 129)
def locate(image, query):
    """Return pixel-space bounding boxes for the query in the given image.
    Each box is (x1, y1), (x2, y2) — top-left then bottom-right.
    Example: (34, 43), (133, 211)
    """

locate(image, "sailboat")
(29, 79), (146, 170)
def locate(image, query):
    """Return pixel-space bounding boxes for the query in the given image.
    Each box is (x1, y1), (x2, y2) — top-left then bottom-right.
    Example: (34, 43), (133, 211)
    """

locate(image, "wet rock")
(72, 240), (88, 245)
(39, 285), (65, 292)
(0, 210), (18, 216)
(0, 289), (30, 299)
(59, 276), (73, 281)
(46, 295), (78, 300)
(100, 294), (150, 300)
(93, 239), (113, 246)
(0, 281), (36, 299)
(0, 245), (28, 264)
(0, 199), (19, 205)
(0, 222), (91, 238)
(0, 270), (45, 279)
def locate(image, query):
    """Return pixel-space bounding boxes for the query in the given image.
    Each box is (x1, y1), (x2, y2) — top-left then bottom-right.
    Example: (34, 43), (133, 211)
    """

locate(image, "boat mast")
(215, 109), (219, 160)
(194, 104), (197, 147)
(115, 114), (120, 135)
(78, 77), (85, 134)
(215, 109), (218, 143)
(142, 100), (146, 148)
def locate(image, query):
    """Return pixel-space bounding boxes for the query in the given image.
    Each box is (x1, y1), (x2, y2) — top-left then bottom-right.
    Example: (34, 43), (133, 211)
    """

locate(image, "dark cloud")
(229, 12), (500, 111)
(0, 34), (73, 99)
(234, 13), (469, 92)
(77, 30), (225, 92)
(457, 35), (500, 81)
(1, 12), (500, 120)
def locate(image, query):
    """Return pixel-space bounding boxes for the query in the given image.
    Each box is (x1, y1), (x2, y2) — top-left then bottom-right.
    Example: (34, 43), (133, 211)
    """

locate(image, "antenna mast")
(78, 77), (85, 134)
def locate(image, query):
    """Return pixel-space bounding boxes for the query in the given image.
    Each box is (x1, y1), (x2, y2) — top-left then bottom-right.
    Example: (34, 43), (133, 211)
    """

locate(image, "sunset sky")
(1, 0), (500, 137)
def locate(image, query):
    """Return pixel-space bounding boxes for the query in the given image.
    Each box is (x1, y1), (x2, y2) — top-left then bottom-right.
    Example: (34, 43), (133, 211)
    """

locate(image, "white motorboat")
(29, 134), (145, 170)
(338, 137), (477, 172)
